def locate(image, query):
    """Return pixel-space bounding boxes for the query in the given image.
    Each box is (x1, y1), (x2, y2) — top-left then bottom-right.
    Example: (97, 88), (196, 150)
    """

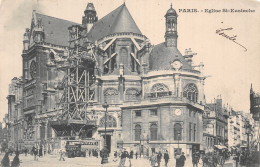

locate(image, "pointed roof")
(87, 3), (142, 42)
(35, 13), (79, 47)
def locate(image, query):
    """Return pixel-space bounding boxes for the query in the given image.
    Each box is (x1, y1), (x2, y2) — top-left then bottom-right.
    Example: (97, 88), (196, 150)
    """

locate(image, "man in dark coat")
(192, 151), (200, 167)
(164, 150), (169, 166)
(157, 151), (162, 167)
(129, 150), (133, 159)
(11, 151), (20, 167)
(1, 152), (10, 167)
(179, 152), (186, 167)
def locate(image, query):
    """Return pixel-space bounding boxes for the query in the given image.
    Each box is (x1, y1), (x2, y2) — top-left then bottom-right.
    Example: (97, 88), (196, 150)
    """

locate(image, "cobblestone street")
(0, 153), (239, 167)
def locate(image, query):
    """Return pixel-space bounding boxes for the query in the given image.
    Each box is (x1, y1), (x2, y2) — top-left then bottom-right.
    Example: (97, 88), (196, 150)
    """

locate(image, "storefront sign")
(98, 130), (114, 136)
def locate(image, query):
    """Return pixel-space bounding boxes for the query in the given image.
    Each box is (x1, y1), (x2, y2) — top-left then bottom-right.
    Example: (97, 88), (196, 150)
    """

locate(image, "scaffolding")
(49, 25), (97, 138)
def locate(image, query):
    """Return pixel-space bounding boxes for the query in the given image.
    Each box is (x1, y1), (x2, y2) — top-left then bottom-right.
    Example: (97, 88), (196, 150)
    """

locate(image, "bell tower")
(82, 3), (98, 32)
(165, 4), (178, 47)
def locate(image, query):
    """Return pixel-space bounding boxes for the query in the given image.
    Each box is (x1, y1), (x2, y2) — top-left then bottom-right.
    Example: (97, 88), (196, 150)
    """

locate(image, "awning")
(214, 145), (227, 149)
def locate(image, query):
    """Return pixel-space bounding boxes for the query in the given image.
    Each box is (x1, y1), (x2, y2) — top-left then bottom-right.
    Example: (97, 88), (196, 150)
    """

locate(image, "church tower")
(82, 3), (98, 32)
(164, 4), (178, 47)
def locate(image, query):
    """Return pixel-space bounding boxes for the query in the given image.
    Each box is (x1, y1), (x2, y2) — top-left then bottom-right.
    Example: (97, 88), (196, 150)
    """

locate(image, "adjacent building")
(6, 77), (24, 150)
(202, 97), (229, 152)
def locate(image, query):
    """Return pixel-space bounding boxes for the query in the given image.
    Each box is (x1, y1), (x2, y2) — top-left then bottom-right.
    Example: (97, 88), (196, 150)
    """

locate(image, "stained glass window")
(183, 84), (198, 102)
(125, 88), (141, 101)
(151, 83), (170, 98)
(99, 115), (117, 128)
(104, 88), (119, 104)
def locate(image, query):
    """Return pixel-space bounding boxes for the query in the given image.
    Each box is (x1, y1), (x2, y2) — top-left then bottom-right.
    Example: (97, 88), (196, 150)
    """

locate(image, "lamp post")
(177, 131), (181, 154)
(101, 102), (109, 164)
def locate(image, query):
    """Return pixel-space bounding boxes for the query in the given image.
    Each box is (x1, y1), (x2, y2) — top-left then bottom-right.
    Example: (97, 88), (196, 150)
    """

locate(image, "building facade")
(121, 5), (206, 158)
(202, 97), (229, 152)
(6, 77), (24, 150)
(7, 2), (207, 155)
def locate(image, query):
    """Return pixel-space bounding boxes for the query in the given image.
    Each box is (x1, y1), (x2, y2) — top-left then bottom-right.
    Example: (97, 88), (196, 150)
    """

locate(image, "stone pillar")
(94, 80), (99, 102)
(174, 74), (180, 97)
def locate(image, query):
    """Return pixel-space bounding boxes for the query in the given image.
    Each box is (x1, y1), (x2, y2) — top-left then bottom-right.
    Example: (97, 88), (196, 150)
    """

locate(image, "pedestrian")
(130, 150), (133, 159)
(39, 145), (43, 157)
(149, 152), (157, 167)
(24, 147), (28, 156)
(179, 152), (186, 167)
(32, 146), (38, 161)
(164, 150), (169, 166)
(59, 149), (65, 161)
(239, 151), (246, 167)
(113, 151), (117, 162)
(157, 151), (162, 167)
(119, 149), (126, 167)
(135, 151), (138, 159)
(11, 151), (20, 167)
(175, 152), (181, 167)
(125, 151), (131, 167)
(192, 151), (200, 167)
(1, 152), (10, 167)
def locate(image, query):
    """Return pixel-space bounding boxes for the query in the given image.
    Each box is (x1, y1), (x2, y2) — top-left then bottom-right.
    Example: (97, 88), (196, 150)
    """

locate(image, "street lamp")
(177, 131), (181, 154)
(101, 101), (109, 164)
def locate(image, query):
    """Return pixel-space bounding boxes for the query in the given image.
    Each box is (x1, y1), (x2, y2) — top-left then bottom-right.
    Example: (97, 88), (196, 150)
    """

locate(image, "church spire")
(164, 4), (178, 47)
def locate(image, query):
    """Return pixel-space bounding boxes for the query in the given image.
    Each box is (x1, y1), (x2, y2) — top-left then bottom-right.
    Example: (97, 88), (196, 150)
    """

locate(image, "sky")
(0, 0), (259, 121)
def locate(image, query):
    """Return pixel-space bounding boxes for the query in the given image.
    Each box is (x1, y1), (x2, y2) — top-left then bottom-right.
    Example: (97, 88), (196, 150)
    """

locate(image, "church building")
(8, 2), (206, 157)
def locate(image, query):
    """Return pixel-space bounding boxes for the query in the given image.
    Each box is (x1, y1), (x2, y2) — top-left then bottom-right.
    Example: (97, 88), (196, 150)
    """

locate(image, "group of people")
(233, 149), (260, 167)
(118, 149), (133, 167)
(1, 151), (20, 167)
(31, 145), (44, 161)
(149, 151), (164, 167)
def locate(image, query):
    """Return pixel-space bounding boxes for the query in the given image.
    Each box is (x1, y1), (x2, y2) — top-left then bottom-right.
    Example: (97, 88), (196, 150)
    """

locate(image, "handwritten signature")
(216, 27), (247, 52)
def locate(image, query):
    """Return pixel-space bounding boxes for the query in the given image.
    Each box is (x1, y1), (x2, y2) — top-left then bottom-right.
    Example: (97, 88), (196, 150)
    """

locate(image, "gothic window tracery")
(151, 83), (170, 98)
(99, 115), (117, 128)
(104, 88), (119, 104)
(183, 83), (198, 102)
(125, 88), (141, 101)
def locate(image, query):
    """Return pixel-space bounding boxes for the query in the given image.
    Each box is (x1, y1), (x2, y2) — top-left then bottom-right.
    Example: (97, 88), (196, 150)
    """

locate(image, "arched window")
(174, 123), (182, 140)
(99, 115), (117, 128)
(104, 88), (119, 104)
(183, 84), (198, 102)
(151, 83), (170, 98)
(120, 47), (128, 66)
(150, 124), (158, 141)
(125, 88), (141, 101)
(134, 124), (142, 141)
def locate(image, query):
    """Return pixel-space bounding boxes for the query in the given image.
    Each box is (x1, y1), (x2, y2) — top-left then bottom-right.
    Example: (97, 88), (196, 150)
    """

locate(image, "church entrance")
(103, 135), (111, 153)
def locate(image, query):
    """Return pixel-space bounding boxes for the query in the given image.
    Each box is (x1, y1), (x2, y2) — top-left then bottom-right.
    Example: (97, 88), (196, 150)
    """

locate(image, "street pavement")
(0, 153), (237, 167)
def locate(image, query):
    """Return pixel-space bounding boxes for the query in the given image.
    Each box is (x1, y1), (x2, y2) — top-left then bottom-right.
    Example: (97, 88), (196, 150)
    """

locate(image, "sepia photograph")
(0, 0), (259, 166)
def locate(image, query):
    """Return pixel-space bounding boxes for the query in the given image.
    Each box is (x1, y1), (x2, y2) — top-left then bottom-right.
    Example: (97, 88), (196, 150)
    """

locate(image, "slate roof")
(87, 3), (142, 42)
(149, 42), (191, 71)
(35, 13), (80, 47)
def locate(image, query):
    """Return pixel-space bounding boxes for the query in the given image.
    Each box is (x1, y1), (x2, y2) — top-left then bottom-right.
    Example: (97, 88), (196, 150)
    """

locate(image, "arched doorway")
(99, 115), (117, 153)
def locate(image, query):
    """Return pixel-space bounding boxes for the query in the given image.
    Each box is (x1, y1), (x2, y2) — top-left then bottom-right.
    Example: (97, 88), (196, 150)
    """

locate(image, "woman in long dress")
(124, 151), (131, 167)
(150, 152), (157, 167)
